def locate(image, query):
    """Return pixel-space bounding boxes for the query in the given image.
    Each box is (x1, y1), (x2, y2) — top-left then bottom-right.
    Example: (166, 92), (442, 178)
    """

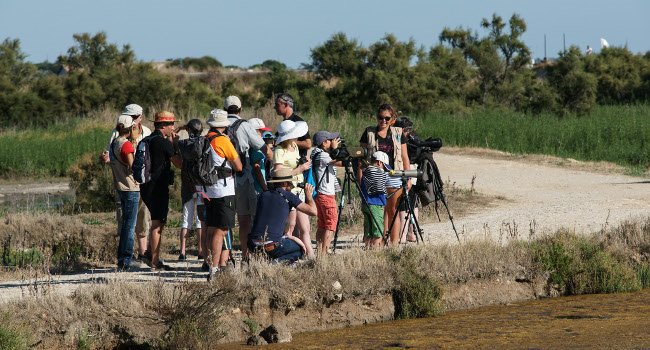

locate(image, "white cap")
(248, 118), (271, 131)
(372, 151), (390, 167)
(116, 114), (134, 128)
(224, 95), (242, 110)
(122, 104), (143, 116)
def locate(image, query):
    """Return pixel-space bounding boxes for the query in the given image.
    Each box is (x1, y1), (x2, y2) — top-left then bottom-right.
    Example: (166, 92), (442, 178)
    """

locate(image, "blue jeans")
(266, 238), (303, 263)
(117, 190), (139, 268)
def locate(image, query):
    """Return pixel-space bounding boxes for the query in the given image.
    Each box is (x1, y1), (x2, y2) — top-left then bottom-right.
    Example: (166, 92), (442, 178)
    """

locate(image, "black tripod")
(383, 174), (425, 246)
(332, 159), (383, 253)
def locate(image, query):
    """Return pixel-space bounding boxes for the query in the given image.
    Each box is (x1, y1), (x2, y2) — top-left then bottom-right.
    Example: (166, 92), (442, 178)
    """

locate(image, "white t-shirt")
(312, 148), (336, 195)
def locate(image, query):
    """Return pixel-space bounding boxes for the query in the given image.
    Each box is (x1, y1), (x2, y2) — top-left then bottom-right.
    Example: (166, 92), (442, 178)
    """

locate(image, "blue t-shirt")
(249, 188), (303, 244)
(249, 149), (266, 193)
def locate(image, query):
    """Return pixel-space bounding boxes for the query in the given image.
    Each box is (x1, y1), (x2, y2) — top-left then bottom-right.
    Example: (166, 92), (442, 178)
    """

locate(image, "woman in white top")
(273, 120), (314, 258)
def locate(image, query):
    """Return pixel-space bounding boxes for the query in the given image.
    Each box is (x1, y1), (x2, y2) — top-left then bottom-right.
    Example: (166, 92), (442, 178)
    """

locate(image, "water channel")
(230, 289), (650, 349)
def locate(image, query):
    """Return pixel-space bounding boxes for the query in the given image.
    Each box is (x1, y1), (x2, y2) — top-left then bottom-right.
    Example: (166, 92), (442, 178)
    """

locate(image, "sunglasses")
(377, 116), (391, 122)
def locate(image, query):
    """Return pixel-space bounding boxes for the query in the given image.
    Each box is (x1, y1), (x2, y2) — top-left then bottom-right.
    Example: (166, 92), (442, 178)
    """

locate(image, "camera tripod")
(384, 175), (425, 246)
(332, 159), (383, 253)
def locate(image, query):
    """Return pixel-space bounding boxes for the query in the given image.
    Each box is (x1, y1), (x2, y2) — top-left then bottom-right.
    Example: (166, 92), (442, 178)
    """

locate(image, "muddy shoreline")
(216, 273), (551, 345)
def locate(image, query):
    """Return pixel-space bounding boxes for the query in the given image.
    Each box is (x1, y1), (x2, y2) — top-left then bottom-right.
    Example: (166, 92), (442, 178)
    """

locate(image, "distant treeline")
(1, 13), (650, 128)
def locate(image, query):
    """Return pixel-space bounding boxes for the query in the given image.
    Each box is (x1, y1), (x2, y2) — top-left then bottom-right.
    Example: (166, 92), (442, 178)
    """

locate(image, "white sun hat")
(275, 119), (308, 145)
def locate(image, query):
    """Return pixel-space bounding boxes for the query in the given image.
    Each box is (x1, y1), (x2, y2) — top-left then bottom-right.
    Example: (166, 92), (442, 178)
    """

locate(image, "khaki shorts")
(235, 182), (258, 217)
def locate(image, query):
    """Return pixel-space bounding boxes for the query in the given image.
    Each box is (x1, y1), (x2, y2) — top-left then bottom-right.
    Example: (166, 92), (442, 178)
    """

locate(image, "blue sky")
(1, 0), (648, 68)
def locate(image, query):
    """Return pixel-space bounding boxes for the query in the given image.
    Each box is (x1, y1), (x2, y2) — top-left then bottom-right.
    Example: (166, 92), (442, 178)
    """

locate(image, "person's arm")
(171, 154), (182, 169)
(291, 159), (311, 176)
(253, 163), (268, 192)
(230, 155), (243, 172)
(296, 183), (317, 216)
(295, 138), (311, 150)
(285, 234), (307, 253)
(246, 124), (265, 150)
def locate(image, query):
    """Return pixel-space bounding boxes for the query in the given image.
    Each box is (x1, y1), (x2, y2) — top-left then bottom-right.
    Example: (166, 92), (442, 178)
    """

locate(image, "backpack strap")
(311, 149), (330, 194)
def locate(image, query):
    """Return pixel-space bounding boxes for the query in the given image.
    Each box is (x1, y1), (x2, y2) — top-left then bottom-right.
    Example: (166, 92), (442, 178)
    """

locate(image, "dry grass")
(1, 216), (650, 347)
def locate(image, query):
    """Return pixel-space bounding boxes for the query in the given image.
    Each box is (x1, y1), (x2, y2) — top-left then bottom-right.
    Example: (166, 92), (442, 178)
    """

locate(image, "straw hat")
(153, 111), (176, 123)
(267, 167), (294, 183)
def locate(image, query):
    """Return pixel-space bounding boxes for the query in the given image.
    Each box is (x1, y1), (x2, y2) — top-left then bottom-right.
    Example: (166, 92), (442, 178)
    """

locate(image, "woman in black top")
(359, 103), (411, 246)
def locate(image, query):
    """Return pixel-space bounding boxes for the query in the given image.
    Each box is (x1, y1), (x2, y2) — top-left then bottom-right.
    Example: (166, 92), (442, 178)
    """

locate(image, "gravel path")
(421, 152), (650, 244)
(1, 152), (648, 303)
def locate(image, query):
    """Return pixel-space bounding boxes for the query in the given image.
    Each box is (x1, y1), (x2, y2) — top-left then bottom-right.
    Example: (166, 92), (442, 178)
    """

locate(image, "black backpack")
(133, 134), (160, 184)
(225, 119), (247, 172)
(179, 134), (231, 188)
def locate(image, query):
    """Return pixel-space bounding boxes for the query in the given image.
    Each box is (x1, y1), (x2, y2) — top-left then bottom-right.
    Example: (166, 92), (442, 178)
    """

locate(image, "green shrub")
(636, 262), (650, 288)
(1, 247), (44, 268)
(67, 153), (115, 212)
(0, 323), (29, 350)
(534, 233), (643, 295)
(391, 248), (443, 319)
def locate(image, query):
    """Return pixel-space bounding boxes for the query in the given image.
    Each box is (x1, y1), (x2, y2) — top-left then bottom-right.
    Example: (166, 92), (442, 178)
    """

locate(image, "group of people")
(103, 94), (421, 279)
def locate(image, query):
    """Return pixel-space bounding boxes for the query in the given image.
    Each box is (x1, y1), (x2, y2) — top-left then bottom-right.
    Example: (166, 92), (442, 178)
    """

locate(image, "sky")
(1, 0), (649, 68)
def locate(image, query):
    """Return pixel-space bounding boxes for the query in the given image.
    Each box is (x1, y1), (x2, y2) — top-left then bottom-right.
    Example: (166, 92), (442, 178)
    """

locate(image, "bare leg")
(136, 236), (148, 256)
(385, 187), (402, 246)
(285, 209), (297, 236)
(179, 228), (188, 256)
(238, 214), (252, 259)
(316, 228), (333, 257)
(197, 226), (205, 258)
(208, 227), (226, 268)
(295, 211), (314, 258)
(219, 249), (230, 267)
(149, 220), (165, 267)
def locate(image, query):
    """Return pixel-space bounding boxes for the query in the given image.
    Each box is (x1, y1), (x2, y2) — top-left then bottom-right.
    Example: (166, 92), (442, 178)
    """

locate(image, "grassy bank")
(1, 104), (648, 179)
(0, 217), (649, 348)
(416, 104), (650, 173)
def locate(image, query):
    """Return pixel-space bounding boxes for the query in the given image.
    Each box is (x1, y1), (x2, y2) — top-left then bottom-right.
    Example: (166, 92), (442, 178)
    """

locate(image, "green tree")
(440, 13), (532, 106)
(57, 32), (134, 73)
(547, 47), (597, 115)
(584, 47), (649, 104)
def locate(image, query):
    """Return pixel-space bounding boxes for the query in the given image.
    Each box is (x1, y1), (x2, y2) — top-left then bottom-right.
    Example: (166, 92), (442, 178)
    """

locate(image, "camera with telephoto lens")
(388, 169), (423, 178)
(329, 138), (367, 161)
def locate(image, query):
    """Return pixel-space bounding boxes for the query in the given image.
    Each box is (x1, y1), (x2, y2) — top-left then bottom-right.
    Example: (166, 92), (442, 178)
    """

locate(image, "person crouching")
(247, 167), (317, 263)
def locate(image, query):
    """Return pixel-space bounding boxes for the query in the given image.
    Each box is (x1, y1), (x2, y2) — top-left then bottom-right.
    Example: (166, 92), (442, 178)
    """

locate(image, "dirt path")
(421, 151), (650, 244)
(1, 152), (649, 303)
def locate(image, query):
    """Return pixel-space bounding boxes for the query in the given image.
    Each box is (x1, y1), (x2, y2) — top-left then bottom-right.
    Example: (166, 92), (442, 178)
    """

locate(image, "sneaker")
(207, 267), (220, 282)
(151, 261), (174, 271)
(201, 261), (210, 272)
(178, 254), (187, 261)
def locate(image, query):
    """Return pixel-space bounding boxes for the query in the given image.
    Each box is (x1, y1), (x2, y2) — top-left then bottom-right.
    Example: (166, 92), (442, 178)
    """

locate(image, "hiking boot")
(178, 254), (187, 261)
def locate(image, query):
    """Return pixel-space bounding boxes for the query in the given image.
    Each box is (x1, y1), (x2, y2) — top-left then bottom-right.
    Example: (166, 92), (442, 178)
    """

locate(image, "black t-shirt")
(148, 129), (176, 185)
(287, 113), (310, 157)
(249, 188), (302, 243)
(359, 126), (406, 168)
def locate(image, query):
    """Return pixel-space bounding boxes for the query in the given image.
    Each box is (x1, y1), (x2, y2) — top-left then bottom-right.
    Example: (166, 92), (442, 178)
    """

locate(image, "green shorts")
(363, 205), (384, 239)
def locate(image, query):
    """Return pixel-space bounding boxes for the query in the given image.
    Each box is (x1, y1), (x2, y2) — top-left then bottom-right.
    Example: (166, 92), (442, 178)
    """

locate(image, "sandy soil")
(421, 150), (650, 244)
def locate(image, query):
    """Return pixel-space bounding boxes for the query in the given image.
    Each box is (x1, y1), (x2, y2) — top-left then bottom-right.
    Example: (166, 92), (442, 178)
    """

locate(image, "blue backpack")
(133, 134), (159, 184)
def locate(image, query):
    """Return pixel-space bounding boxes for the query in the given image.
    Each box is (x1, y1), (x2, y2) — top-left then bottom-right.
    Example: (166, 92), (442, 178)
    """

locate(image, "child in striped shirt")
(360, 151), (390, 248)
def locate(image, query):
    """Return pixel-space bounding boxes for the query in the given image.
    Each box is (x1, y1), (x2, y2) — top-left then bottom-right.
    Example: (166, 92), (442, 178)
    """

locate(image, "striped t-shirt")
(362, 165), (387, 196)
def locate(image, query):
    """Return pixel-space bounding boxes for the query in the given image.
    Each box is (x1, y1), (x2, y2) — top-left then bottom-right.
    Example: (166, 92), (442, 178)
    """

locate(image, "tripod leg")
(332, 173), (348, 253)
